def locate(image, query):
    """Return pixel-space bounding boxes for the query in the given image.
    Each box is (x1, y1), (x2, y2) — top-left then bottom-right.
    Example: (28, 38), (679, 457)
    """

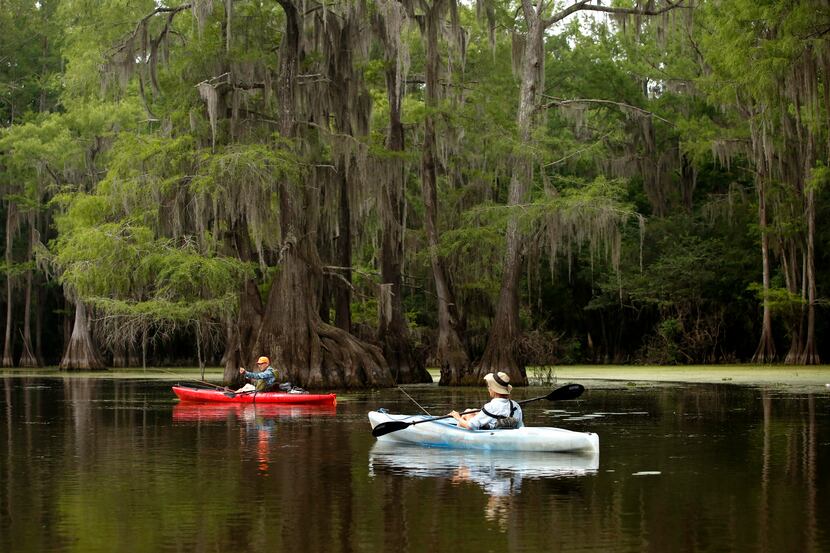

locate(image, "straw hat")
(484, 372), (512, 395)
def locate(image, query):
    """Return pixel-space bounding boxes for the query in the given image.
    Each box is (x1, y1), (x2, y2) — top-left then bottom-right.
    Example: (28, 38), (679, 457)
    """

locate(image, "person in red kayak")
(238, 356), (302, 393)
(238, 356), (279, 392)
(448, 372), (523, 430)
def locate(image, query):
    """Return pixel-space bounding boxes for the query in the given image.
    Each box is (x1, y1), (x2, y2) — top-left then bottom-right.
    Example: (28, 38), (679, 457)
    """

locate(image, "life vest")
(253, 367), (277, 391)
(481, 399), (520, 429)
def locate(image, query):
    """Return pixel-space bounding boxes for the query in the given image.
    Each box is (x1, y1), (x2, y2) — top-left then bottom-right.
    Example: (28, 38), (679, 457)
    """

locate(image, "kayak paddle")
(223, 389), (259, 398)
(371, 383), (585, 438)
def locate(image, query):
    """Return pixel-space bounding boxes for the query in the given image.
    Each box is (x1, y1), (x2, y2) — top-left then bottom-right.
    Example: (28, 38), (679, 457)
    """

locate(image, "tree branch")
(544, 95), (675, 125)
(543, 130), (615, 167)
(546, 0), (688, 28)
(105, 3), (193, 60)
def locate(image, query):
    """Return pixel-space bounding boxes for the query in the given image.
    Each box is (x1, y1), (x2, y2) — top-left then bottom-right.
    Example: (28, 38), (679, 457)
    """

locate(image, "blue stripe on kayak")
(381, 413), (510, 433)
(429, 419), (504, 433)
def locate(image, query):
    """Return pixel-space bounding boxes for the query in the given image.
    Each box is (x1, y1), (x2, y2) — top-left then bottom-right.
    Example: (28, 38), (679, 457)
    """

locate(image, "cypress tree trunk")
(222, 219), (263, 384)
(333, 165), (352, 333)
(251, 0), (392, 389)
(59, 300), (105, 370)
(753, 177), (776, 363)
(35, 270), (44, 364)
(112, 342), (128, 368)
(329, 13), (366, 337)
(261, 233), (391, 388)
(19, 217), (39, 367)
(34, 209), (45, 365)
(317, 183), (333, 326)
(2, 202), (15, 367)
(420, 0), (469, 385)
(376, 27), (430, 384)
(378, 178), (429, 383)
(318, 279), (332, 324)
(800, 185), (819, 364)
(782, 241), (802, 364)
(476, 7), (547, 386)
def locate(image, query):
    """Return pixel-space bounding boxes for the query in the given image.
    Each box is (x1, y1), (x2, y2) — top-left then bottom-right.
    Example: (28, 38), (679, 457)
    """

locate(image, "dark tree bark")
(374, 8), (430, 384)
(35, 269), (44, 364)
(318, 278), (332, 324)
(419, 0), (470, 385)
(680, 154), (697, 211)
(59, 300), (106, 370)
(333, 156), (353, 333)
(329, 16), (356, 334)
(781, 239), (802, 364)
(251, 0), (393, 389)
(19, 218), (40, 367)
(317, 181), (333, 326)
(474, 1), (546, 386)
(2, 201), (16, 367)
(112, 342), (129, 368)
(753, 176), (776, 363)
(378, 165), (429, 383)
(800, 184), (819, 364)
(223, 221), (263, 385)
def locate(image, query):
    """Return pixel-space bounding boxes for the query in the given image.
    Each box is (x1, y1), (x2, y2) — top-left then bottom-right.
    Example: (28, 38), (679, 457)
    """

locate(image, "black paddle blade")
(372, 420), (412, 437)
(546, 383), (585, 401)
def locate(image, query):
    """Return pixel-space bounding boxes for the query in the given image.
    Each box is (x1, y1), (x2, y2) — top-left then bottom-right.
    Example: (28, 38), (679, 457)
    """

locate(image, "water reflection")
(171, 402), (337, 422)
(172, 403), (337, 475)
(369, 442), (599, 531)
(2, 377), (829, 553)
(369, 441), (599, 488)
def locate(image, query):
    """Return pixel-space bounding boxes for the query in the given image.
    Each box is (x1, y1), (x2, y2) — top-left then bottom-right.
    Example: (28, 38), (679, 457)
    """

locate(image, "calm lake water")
(1, 375), (828, 553)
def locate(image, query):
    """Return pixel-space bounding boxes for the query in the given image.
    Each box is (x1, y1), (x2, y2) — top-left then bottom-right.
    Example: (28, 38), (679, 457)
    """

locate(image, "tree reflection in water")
(1, 378), (828, 553)
(370, 441), (599, 530)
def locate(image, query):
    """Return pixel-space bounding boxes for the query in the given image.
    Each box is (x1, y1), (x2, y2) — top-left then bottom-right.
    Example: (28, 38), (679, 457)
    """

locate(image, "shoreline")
(428, 365), (830, 392)
(539, 365), (830, 392)
(3, 365), (830, 392)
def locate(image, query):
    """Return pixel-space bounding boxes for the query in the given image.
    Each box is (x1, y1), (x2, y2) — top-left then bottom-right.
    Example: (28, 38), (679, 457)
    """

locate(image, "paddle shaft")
(407, 393), (547, 425)
(150, 367), (229, 391)
(371, 383), (584, 437)
(224, 389), (258, 398)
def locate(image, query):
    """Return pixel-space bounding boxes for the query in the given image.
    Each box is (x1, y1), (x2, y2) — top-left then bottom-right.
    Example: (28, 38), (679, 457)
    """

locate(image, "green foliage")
(2, 0), (829, 367)
(0, 0), (63, 124)
(52, 202), (250, 318)
(747, 283), (803, 317)
(808, 162), (830, 194)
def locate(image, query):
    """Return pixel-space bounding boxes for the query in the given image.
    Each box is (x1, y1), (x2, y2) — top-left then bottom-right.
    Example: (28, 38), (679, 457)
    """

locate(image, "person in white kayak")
(449, 372), (523, 430)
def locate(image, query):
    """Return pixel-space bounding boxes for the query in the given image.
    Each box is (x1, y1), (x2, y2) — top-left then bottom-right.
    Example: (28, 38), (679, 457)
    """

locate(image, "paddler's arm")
(241, 367), (271, 379)
(449, 410), (472, 429)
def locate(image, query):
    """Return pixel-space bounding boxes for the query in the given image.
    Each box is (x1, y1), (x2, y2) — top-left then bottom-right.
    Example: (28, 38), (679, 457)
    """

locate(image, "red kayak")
(172, 402), (337, 422)
(172, 385), (337, 406)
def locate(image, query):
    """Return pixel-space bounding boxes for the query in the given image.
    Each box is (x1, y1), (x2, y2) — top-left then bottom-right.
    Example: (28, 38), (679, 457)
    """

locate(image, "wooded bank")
(1, 1), (828, 388)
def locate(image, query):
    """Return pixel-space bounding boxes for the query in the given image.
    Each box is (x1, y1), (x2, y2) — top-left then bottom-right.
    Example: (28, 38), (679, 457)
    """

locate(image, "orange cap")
(257, 356), (270, 365)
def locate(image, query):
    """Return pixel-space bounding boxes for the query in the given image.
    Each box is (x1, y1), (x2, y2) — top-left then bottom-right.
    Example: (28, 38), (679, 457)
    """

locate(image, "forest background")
(0, 0), (828, 389)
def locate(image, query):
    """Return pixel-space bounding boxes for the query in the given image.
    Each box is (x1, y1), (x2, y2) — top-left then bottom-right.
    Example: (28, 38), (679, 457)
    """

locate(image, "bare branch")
(544, 95), (676, 125)
(104, 3), (193, 60)
(546, 0), (688, 28)
(543, 130), (615, 167)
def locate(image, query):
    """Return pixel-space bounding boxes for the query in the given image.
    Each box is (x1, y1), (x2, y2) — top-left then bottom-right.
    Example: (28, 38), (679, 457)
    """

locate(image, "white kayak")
(368, 410), (599, 453)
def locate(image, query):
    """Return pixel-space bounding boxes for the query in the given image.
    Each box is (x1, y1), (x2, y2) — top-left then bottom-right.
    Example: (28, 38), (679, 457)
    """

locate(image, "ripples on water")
(0, 377), (828, 553)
